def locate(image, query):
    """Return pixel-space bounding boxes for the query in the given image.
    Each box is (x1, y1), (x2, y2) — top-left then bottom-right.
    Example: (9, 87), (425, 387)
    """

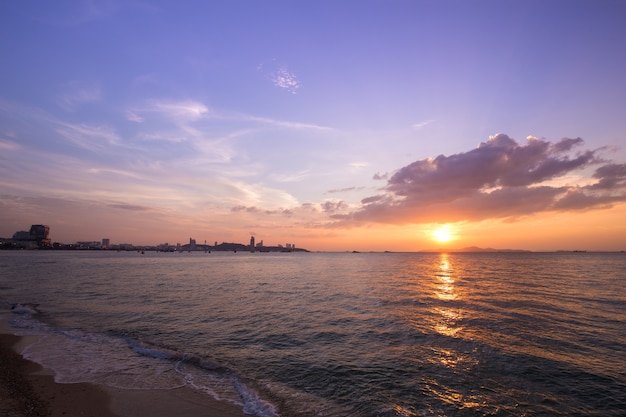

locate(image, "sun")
(431, 224), (455, 243)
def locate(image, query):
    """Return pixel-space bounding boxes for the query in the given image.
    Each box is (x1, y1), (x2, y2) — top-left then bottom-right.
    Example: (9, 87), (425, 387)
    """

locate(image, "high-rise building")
(249, 236), (255, 252)
(29, 225), (50, 247)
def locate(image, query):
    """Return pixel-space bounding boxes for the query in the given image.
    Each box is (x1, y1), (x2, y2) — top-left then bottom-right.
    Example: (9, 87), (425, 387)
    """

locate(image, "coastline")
(0, 332), (116, 417)
(0, 315), (248, 417)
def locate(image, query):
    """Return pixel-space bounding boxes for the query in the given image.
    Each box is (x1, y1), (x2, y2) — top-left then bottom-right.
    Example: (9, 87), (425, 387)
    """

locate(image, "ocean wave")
(11, 302), (41, 315)
(8, 309), (284, 417)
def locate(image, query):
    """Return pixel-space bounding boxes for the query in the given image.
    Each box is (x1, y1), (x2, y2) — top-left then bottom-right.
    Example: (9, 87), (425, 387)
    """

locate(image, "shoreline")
(0, 332), (117, 417)
(0, 315), (248, 417)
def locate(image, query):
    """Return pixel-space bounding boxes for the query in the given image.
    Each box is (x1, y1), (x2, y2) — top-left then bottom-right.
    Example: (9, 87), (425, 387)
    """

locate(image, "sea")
(1, 250), (625, 417)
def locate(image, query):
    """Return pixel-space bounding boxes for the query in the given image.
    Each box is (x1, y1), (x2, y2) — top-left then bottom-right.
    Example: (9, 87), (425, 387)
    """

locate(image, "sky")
(1, 0), (625, 251)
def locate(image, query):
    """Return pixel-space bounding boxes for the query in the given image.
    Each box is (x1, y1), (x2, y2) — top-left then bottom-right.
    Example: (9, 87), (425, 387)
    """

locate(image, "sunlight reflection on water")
(433, 254), (463, 337)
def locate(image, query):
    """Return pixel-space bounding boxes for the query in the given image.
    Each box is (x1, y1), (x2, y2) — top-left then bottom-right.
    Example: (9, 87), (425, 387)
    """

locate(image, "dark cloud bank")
(336, 134), (626, 225)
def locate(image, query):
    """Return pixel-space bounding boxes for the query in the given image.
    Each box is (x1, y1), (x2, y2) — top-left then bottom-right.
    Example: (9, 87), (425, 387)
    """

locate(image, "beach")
(0, 323), (248, 417)
(0, 332), (114, 417)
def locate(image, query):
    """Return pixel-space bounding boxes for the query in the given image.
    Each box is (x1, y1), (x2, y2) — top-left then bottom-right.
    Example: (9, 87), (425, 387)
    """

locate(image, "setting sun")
(431, 225), (455, 243)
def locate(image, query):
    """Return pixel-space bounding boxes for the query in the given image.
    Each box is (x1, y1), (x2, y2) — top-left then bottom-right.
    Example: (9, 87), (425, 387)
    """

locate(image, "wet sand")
(0, 332), (117, 417)
(0, 325), (248, 417)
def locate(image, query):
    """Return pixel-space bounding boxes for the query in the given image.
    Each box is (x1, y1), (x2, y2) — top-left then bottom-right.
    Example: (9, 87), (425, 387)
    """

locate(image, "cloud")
(107, 202), (153, 211)
(350, 162), (369, 169)
(230, 205), (296, 217)
(348, 162), (370, 174)
(412, 120), (435, 130)
(126, 111), (144, 123)
(127, 99), (217, 145)
(55, 121), (121, 150)
(590, 163), (626, 190)
(268, 170), (311, 183)
(244, 115), (332, 131)
(145, 100), (210, 121)
(127, 99), (211, 134)
(231, 205), (262, 213)
(373, 172), (389, 180)
(326, 186), (366, 194)
(271, 67), (301, 94)
(321, 200), (349, 213)
(335, 134), (626, 225)
(58, 81), (102, 111)
(131, 99), (332, 139)
(222, 179), (299, 210)
(0, 138), (20, 151)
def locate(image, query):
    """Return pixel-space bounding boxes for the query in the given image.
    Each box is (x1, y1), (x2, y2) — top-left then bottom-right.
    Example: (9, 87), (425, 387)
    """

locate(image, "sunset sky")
(1, 0), (625, 251)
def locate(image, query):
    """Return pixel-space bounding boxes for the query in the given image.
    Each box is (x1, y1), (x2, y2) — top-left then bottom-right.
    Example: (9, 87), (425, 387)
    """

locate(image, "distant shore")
(0, 238), (309, 253)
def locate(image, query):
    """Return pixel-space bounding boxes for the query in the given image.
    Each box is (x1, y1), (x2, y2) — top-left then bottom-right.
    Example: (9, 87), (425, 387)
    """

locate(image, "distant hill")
(419, 246), (531, 253)
(453, 246), (531, 253)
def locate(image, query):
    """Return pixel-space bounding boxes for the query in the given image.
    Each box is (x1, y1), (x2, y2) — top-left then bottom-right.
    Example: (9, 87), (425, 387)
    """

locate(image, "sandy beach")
(0, 321), (248, 417)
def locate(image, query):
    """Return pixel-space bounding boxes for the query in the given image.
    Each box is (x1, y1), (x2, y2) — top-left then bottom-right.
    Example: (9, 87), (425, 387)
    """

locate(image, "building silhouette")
(11, 224), (50, 248)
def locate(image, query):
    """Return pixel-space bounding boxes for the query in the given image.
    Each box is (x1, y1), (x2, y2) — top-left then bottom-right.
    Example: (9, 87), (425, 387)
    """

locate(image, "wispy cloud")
(107, 202), (154, 211)
(412, 120), (435, 130)
(326, 186), (366, 194)
(126, 111), (144, 123)
(55, 122), (121, 150)
(86, 167), (144, 179)
(130, 99), (331, 135)
(144, 99), (210, 121)
(58, 81), (102, 111)
(244, 115), (332, 131)
(0, 138), (21, 151)
(228, 180), (300, 209)
(334, 134), (626, 225)
(0, 97), (131, 154)
(127, 99), (213, 143)
(349, 162), (369, 169)
(268, 170), (311, 183)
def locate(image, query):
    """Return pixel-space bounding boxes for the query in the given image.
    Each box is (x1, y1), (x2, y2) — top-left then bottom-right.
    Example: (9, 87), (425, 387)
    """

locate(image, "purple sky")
(1, 0), (625, 250)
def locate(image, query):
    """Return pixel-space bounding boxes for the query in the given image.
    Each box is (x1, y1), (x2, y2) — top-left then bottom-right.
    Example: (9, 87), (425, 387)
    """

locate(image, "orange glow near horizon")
(2, 202), (625, 252)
